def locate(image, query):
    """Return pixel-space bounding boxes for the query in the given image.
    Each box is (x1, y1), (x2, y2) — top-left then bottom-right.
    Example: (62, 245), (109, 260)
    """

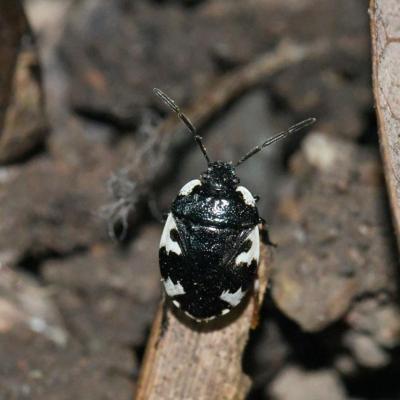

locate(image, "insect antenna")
(153, 88), (211, 164)
(235, 117), (316, 166)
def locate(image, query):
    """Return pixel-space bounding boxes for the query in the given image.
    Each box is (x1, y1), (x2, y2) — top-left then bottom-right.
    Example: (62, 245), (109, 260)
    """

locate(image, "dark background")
(0, 0), (399, 399)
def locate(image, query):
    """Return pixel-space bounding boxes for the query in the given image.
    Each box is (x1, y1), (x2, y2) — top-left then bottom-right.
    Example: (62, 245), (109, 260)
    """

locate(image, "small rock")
(272, 141), (396, 332)
(334, 354), (357, 376)
(0, 266), (67, 345)
(347, 299), (400, 349)
(343, 331), (390, 368)
(269, 366), (346, 400)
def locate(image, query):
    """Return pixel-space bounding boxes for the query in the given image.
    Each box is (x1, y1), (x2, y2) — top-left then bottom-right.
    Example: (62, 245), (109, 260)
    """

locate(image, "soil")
(1, 0), (399, 399)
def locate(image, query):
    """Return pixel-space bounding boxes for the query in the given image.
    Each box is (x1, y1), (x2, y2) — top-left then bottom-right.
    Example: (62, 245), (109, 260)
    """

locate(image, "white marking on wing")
(220, 287), (246, 307)
(163, 276), (186, 296)
(179, 179), (201, 196)
(159, 213), (182, 255)
(172, 300), (181, 308)
(235, 226), (260, 265)
(236, 186), (256, 206)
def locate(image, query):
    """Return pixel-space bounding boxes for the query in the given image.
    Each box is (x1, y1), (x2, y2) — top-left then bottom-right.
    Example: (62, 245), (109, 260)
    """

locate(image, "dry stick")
(370, 0), (400, 250)
(135, 245), (271, 400)
(134, 41), (330, 400)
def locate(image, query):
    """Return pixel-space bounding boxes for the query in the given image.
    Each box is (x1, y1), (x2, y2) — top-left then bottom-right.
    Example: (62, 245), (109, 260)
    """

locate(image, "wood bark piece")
(0, 1), (26, 132)
(370, 0), (400, 249)
(0, 0), (47, 164)
(135, 245), (271, 400)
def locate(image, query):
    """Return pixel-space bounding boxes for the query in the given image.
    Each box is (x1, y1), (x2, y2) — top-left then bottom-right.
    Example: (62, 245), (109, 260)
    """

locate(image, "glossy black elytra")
(154, 88), (315, 322)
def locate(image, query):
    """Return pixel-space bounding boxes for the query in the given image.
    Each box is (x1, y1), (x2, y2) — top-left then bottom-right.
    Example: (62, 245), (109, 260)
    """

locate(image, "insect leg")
(259, 218), (277, 247)
(148, 194), (168, 224)
(158, 293), (169, 342)
(251, 272), (260, 329)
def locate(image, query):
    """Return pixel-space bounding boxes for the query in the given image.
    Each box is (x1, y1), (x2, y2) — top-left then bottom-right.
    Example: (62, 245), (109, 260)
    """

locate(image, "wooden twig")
(157, 40), (328, 139)
(135, 245), (271, 400)
(370, 0), (400, 250)
(0, 1), (26, 133)
(0, 1), (48, 164)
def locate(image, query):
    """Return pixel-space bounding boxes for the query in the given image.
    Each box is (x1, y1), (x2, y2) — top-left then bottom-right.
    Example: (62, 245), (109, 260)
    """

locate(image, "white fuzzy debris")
(235, 226), (260, 265)
(179, 179), (201, 196)
(220, 287), (246, 307)
(302, 132), (352, 172)
(163, 276), (186, 296)
(159, 213), (182, 255)
(236, 186), (256, 206)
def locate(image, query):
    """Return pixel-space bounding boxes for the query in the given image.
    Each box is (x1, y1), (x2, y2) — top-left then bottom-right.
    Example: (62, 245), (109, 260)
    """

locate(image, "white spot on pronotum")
(221, 309), (230, 315)
(172, 300), (181, 308)
(159, 213), (182, 255)
(179, 179), (201, 196)
(220, 287), (246, 307)
(198, 315), (216, 322)
(163, 276), (186, 296)
(235, 226), (260, 266)
(236, 186), (256, 206)
(182, 311), (217, 322)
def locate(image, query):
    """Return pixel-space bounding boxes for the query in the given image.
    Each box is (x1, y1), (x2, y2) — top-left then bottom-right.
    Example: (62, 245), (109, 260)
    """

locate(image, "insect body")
(160, 163), (260, 320)
(155, 88), (315, 322)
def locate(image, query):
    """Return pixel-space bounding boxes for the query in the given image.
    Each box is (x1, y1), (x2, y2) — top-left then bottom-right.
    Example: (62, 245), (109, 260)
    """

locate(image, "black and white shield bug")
(154, 88), (315, 322)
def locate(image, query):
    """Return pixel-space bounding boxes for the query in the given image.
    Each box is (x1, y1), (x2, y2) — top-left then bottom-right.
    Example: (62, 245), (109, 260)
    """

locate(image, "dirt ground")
(1, 0), (399, 399)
